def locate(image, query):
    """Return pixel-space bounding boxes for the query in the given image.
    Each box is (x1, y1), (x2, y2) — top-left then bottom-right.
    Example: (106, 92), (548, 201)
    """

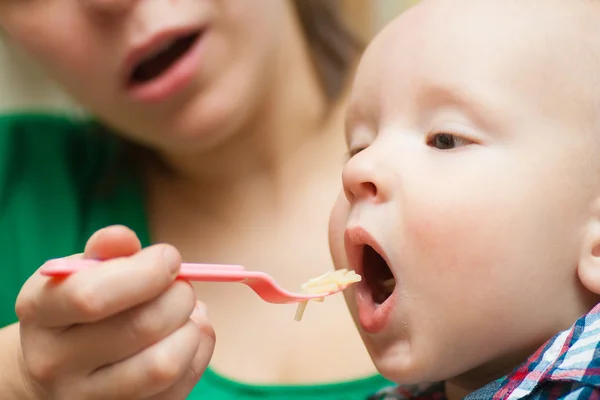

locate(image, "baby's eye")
(427, 133), (471, 150)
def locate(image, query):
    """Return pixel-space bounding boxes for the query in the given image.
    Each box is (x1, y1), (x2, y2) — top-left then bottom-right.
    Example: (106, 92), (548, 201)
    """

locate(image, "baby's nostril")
(361, 182), (377, 197)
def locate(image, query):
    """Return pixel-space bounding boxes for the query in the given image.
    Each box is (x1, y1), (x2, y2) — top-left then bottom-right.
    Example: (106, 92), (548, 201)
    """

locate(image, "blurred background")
(0, 0), (417, 112)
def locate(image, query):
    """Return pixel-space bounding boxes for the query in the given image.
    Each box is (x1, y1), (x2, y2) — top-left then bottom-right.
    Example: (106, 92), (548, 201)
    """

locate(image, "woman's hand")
(15, 225), (215, 400)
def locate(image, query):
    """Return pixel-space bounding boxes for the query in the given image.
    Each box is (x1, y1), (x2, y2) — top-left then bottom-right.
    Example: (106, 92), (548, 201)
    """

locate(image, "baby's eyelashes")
(427, 133), (473, 150)
(344, 129), (478, 163)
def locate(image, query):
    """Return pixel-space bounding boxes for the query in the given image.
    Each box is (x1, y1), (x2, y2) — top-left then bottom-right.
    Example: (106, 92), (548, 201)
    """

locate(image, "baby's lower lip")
(355, 280), (396, 334)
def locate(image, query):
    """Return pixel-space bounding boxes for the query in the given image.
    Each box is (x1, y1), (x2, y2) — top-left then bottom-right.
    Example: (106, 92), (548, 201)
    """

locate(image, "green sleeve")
(0, 113), (148, 327)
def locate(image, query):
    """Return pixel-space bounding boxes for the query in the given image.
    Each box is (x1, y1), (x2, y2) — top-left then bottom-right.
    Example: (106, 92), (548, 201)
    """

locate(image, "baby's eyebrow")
(417, 84), (481, 110)
(344, 104), (361, 138)
(415, 83), (496, 129)
(344, 109), (368, 146)
(345, 100), (377, 143)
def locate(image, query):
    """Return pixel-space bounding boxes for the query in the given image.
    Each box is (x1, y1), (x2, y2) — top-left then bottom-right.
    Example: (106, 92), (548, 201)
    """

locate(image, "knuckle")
(15, 277), (41, 323)
(69, 283), (105, 319)
(126, 307), (162, 342)
(148, 244), (179, 278)
(172, 280), (195, 304)
(145, 350), (182, 386)
(146, 265), (169, 289)
(15, 292), (36, 323)
(24, 350), (62, 384)
(125, 281), (195, 343)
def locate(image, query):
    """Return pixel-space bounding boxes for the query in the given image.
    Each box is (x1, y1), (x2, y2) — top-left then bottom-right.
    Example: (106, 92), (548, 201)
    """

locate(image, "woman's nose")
(80, 0), (136, 14)
(342, 147), (391, 204)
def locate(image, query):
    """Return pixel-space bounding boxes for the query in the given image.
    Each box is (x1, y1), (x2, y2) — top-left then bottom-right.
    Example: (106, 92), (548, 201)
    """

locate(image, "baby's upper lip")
(122, 24), (205, 86)
(344, 226), (393, 278)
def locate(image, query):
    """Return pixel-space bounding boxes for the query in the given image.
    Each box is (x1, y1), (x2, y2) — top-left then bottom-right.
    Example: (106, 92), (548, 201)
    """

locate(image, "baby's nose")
(342, 148), (390, 204)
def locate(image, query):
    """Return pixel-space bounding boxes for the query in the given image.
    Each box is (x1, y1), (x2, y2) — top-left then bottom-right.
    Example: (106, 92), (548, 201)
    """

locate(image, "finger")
(14, 252), (76, 324)
(18, 283), (196, 391)
(19, 325), (69, 389)
(188, 302), (215, 348)
(83, 316), (206, 400)
(84, 225), (141, 260)
(10, 322), (64, 393)
(15, 226), (138, 325)
(147, 303), (216, 400)
(60, 280), (196, 371)
(29, 244), (181, 327)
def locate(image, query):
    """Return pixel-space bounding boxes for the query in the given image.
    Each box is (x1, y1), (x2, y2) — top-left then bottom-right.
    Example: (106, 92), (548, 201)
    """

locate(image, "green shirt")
(0, 112), (391, 399)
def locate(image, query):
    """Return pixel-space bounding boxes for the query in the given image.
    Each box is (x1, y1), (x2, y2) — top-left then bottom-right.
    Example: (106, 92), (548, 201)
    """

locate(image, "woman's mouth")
(129, 32), (199, 84)
(124, 29), (205, 102)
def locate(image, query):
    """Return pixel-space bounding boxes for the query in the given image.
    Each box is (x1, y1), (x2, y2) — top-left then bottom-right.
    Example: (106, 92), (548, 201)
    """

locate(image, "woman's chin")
(146, 96), (248, 153)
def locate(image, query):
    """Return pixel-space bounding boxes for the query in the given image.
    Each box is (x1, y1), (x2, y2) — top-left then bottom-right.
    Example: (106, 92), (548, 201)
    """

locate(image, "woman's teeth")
(141, 40), (178, 64)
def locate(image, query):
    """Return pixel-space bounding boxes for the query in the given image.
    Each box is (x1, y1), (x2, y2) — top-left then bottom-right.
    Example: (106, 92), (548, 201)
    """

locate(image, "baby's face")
(329, 0), (600, 389)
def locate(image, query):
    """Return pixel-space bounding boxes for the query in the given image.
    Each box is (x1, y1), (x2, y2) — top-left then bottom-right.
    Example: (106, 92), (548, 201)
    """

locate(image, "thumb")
(84, 225), (142, 261)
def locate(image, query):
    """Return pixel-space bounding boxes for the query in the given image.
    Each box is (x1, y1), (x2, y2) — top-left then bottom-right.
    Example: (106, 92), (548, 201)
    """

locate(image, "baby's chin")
(373, 353), (440, 385)
(365, 338), (472, 386)
(346, 299), (486, 384)
(364, 339), (428, 384)
(347, 306), (437, 383)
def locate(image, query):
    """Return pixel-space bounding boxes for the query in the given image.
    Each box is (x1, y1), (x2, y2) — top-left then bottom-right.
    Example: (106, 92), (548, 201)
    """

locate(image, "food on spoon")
(294, 269), (361, 321)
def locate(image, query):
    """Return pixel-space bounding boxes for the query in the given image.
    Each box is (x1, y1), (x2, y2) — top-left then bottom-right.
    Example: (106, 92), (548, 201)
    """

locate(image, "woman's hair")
(292, 0), (364, 101)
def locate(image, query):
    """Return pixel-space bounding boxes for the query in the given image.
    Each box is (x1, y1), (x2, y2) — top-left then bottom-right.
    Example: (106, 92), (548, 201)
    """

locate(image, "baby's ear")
(578, 200), (600, 294)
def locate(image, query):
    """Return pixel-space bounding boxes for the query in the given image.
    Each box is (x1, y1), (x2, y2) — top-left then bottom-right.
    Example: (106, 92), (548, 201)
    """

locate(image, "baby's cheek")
(402, 194), (511, 301)
(400, 197), (521, 367)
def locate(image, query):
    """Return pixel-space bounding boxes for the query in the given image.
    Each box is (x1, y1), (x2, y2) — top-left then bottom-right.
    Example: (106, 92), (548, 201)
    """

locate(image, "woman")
(0, 0), (391, 399)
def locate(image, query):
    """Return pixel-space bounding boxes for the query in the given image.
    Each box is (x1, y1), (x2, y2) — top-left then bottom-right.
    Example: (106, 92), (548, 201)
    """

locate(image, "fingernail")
(194, 302), (208, 318)
(161, 246), (181, 274)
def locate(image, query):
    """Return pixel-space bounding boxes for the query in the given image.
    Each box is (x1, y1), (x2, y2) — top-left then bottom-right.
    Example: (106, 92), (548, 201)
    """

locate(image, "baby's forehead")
(347, 0), (600, 130)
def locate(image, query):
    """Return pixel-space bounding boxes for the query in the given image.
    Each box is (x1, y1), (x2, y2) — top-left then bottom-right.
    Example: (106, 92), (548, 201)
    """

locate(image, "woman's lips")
(123, 27), (206, 103)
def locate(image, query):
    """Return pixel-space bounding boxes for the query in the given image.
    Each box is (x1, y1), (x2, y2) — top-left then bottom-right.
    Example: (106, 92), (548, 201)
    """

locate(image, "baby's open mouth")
(362, 245), (395, 305)
(129, 31), (201, 85)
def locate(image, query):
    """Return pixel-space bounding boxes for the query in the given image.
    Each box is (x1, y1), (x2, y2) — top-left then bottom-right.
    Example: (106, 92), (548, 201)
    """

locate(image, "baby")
(328, 0), (600, 398)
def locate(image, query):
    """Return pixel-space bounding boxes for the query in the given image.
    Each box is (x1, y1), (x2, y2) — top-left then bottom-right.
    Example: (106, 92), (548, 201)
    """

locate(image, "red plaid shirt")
(368, 303), (600, 399)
